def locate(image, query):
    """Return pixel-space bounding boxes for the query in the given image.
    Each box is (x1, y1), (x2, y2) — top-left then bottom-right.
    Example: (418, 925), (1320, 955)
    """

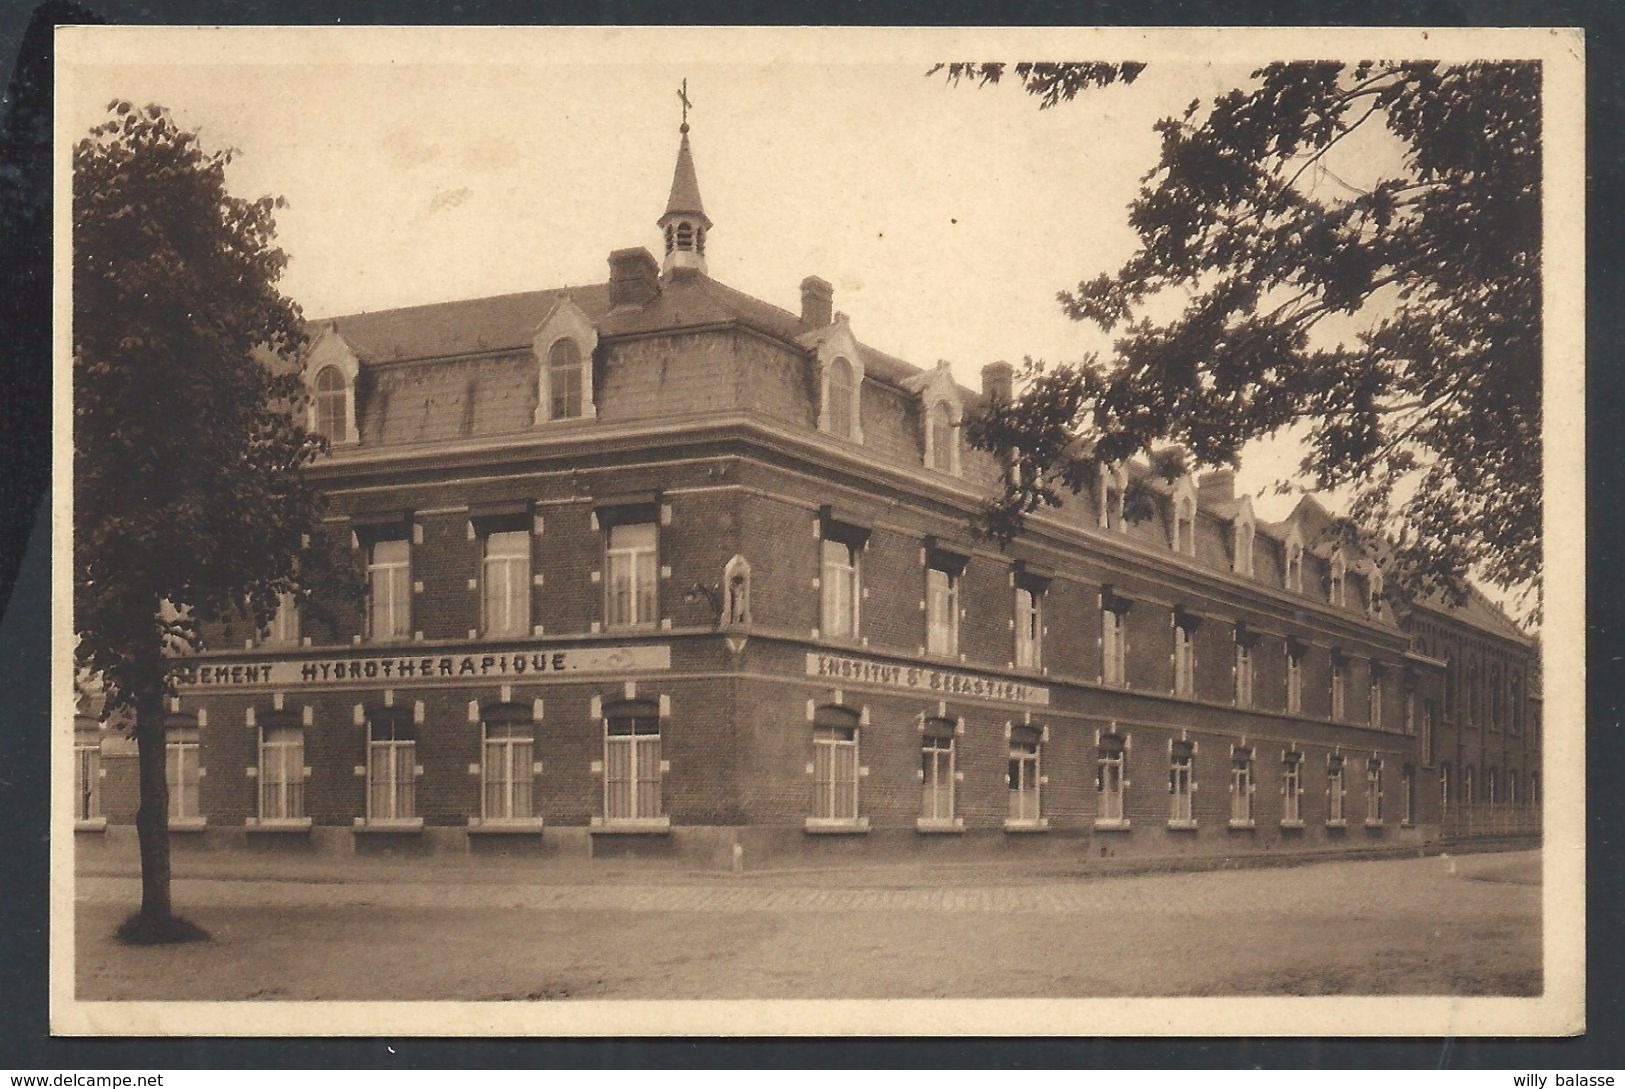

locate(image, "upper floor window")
(606, 522), (658, 629)
(1234, 639), (1255, 707)
(482, 527), (532, 636)
(1331, 655), (1348, 720)
(314, 365), (350, 443)
(1369, 665), (1384, 729)
(1286, 641), (1306, 714)
(1468, 659), (1480, 726)
(925, 565), (959, 657)
(1422, 698), (1438, 766)
(821, 537), (862, 639)
(925, 399), (959, 475)
(1015, 585), (1043, 670)
(1329, 550), (1347, 606)
(367, 536), (412, 641)
(1511, 674), (1524, 735)
(1173, 620), (1196, 698)
(1489, 665), (1502, 732)
(1367, 567), (1385, 614)
(826, 358), (856, 439)
(1102, 601), (1128, 687)
(547, 338), (584, 421)
(263, 590), (299, 645)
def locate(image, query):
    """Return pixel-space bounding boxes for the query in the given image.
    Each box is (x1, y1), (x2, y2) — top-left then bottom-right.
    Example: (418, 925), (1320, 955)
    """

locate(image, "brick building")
(75, 121), (1542, 868)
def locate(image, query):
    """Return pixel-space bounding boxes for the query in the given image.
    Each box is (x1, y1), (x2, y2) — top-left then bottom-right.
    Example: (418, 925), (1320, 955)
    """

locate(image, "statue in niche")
(722, 554), (751, 627)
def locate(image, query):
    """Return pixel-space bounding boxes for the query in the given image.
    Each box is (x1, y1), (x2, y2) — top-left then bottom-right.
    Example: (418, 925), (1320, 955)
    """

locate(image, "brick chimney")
(800, 276), (833, 327)
(608, 247), (660, 310)
(1198, 469), (1237, 505)
(981, 361), (1014, 403)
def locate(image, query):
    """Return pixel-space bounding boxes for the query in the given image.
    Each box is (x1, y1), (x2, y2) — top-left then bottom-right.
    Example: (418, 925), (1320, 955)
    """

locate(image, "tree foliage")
(73, 101), (350, 927)
(943, 61), (1542, 620)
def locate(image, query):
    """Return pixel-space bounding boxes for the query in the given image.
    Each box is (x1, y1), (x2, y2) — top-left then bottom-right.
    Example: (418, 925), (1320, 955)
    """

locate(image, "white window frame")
(1102, 607), (1127, 686)
(1168, 744), (1196, 826)
(1369, 669), (1384, 729)
(545, 337), (585, 421)
(1281, 752), (1304, 825)
(482, 720), (534, 822)
(1331, 658), (1347, 720)
(1330, 550), (1347, 606)
(1234, 640), (1254, 707)
(1327, 757), (1347, 825)
(165, 728), (200, 821)
(1234, 517), (1255, 576)
(1014, 585), (1043, 670)
(825, 357), (857, 440)
(313, 364), (351, 443)
(258, 723), (305, 821)
(605, 521), (658, 630)
(74, 741), (101, 822)
(1230, 748), (1255, 826)
(263, 590), (299, 645)
(924, 398), (960, 475)
(1365, 760), (1384, 825)
(1096, 736), (1127, 825)
(1007, 735), (1042, 824)
(925, 565), (959, 657)
(367, 536), (412, 641)
(813, 721), (860, 822)
(481, 527), (532, 637)
(820, 537), (861, 639)
(366, 718), (416, 822)
(604, 707), (663, 823)
(920, 729), (956, 822)
(1285, 540), (1304, 592)
(1173, 495), (1195, 556)
(1173, 622), (1196, 697)
(1286, 645), (1304, 714)
(1097, 463), (1126, 530)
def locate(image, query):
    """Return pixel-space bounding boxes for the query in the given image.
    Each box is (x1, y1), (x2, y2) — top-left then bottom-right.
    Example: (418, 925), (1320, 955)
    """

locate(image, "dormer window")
(314, 365), (350, 443)
(547, 338), (584, 421)
(1233, 517), (1255, 576)
(1173, 495), (1196, 556)
(1098, 463), (1127, 531)
(925, 399), (959, 475)
(1285, 538), (1304, 592)
(1367, 567), (1384, 614)
(827, 358), (856, 439)
(1329, 550), (1347, 607)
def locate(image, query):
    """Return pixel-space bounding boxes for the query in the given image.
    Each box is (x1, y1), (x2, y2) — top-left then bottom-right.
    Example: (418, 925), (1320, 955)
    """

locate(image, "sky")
(56, 27), (1498, 533)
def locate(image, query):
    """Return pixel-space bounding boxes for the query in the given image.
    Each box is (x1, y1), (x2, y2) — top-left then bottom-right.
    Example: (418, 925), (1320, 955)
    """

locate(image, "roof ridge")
(308, 282), (610, 329)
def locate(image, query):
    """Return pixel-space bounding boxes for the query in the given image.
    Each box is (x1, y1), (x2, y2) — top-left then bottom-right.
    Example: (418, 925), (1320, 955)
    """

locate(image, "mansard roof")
(318, 284), (616, 365)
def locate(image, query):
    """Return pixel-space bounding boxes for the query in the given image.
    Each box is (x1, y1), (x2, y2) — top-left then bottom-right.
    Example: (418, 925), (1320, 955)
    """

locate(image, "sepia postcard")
(50, 24), (1585, 1037)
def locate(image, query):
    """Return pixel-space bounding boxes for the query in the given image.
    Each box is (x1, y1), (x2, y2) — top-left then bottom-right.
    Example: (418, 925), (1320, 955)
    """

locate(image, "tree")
(74, 101), (343, 941)
(940, 61), (1541, 620)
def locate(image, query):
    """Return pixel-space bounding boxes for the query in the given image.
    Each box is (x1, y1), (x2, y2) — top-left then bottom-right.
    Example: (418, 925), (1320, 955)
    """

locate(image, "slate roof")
(663, 128), (710, 225)
(318, 284), (616, 365)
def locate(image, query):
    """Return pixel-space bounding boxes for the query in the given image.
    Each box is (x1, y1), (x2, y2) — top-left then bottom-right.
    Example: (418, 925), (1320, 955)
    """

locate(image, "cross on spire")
(677, 78), (692, 132)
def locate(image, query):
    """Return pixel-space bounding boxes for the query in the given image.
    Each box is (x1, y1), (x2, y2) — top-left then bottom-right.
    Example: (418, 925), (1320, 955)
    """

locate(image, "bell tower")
(659, 81), (711, 277)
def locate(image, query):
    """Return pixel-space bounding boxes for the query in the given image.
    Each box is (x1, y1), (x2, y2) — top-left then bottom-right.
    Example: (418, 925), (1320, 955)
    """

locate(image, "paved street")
(75, 849), (1542, 1000)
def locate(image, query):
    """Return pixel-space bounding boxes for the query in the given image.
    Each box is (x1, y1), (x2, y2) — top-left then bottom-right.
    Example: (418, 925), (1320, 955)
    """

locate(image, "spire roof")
(663, 124), (711, 227)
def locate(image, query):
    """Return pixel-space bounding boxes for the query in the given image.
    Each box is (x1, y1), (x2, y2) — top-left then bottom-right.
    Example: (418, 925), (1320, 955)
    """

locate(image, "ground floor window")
(367, 716), (416, 821)
(920, 720), (955, 821)
(1402, 765), (1416, 824)
(1327, 755), (1346, 824)
(1169, 741), (1195, 824)
(483, 719), (534, 821)
(74, 742), (100, 821)
(813, 707), (860, 821)
(165, 726), (200, 820)
(1008, 726), (1042, 822)
(605, 702), (662, 821)
(1097, 734), (1126, 822)
(1282, 751), (1303, 823)
(1440, 762), (1453, 813)
(259, 723), (305, 820)
(1365, 759), (1383, 823)
(1230, 747), (1254, 824)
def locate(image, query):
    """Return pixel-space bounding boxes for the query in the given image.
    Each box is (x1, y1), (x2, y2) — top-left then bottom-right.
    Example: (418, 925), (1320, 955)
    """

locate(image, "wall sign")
(806, 652), (1050, 706)
(174, 644), (672, 689)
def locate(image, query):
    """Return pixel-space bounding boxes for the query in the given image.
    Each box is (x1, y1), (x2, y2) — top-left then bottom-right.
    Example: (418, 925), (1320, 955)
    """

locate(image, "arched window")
(314, 365), (349, 442)
(1329, 551), (1347, 606)
(927, 400), (956, 473)
(547, 338), (584, 421)
(826, 357), (855, 439)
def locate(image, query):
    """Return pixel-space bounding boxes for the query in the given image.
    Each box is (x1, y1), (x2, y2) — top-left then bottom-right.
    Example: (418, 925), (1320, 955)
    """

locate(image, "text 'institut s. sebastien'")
(76, 117), (1542, 868)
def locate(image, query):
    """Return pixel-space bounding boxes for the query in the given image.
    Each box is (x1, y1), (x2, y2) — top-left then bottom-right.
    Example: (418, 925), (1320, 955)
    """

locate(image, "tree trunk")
(132, 687), (172, 921)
